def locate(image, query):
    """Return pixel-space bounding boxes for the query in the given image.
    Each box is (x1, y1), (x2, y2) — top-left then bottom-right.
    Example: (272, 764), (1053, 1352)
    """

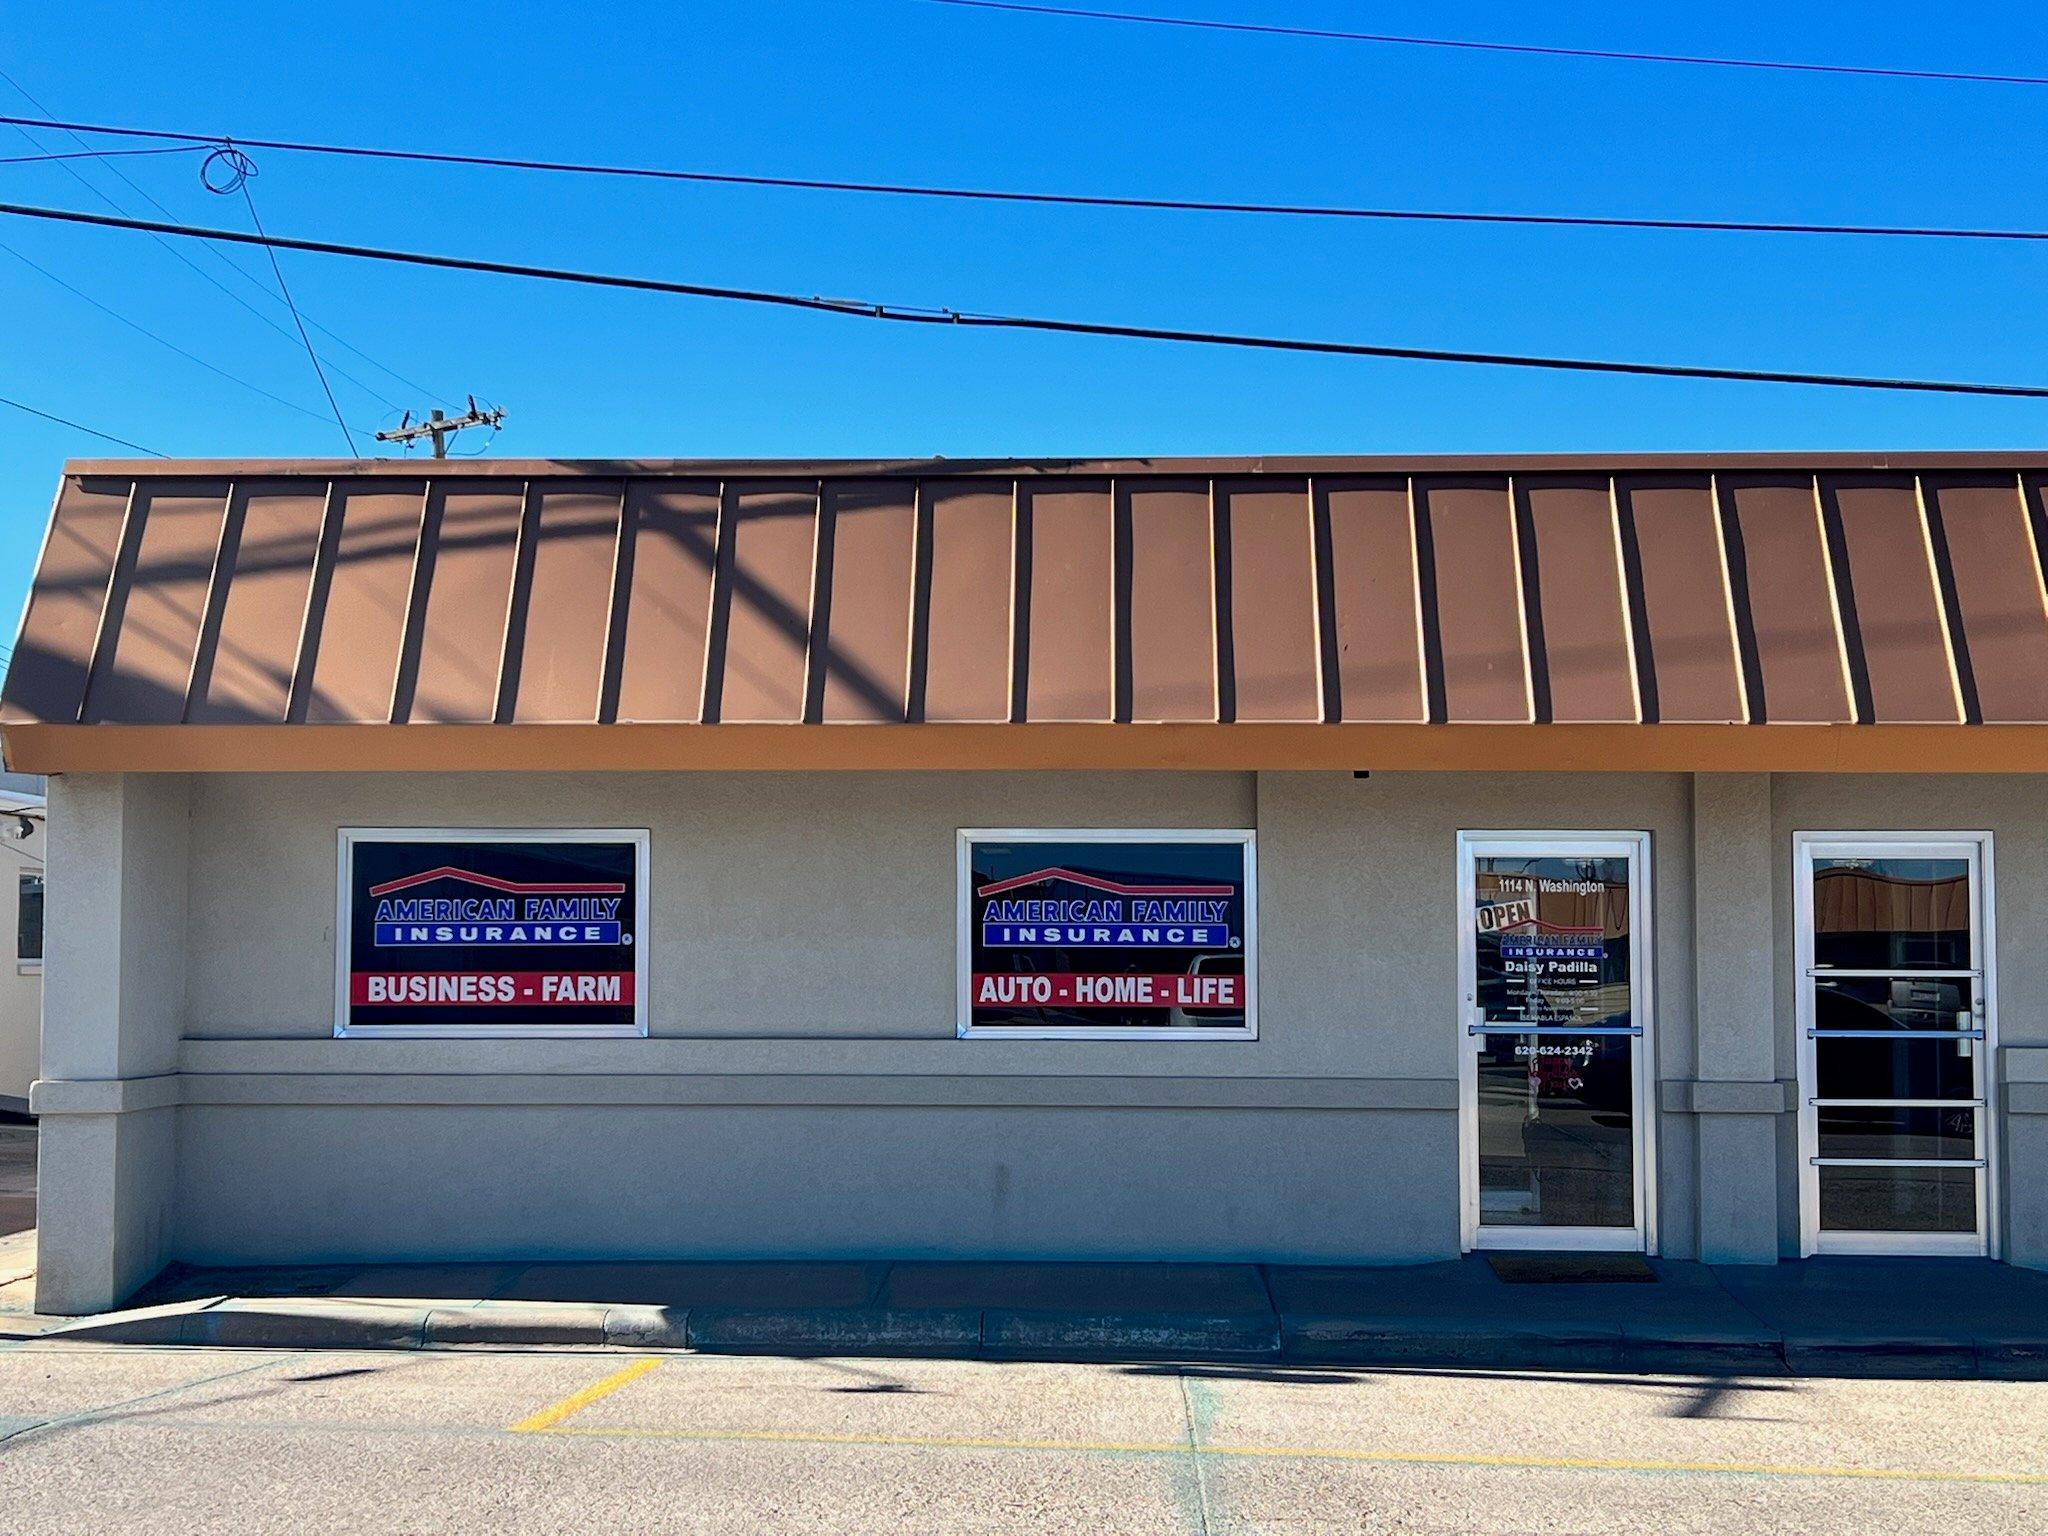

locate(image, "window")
(958, 830), (1256, 1039)
(335, 829), (650, 1039)
(16, 871), (42, 963)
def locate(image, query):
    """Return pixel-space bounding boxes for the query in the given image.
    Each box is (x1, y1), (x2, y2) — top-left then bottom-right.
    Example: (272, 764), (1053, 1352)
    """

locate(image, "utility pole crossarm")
(375, 400), (505, 458)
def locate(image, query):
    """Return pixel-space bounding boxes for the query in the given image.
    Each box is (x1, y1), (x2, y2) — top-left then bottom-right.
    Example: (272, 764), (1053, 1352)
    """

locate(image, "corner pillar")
(32, 773), (188, 1314)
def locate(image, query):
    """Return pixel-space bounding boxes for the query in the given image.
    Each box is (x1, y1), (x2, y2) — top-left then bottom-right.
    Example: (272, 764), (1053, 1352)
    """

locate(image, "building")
(0, 772), (43, 1116)
(5, 454), (2046, 1315)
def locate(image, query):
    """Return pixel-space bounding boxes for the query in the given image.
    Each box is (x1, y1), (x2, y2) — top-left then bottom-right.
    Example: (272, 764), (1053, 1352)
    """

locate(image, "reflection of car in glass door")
(1167, 951), (1246, 1029)
(1460, 835), (1652, 1252)
(1798, 842), (1990, 1255)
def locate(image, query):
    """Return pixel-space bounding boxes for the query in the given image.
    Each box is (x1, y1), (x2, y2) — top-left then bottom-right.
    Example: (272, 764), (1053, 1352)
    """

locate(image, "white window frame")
(1794, 831), (1996, 1259)
(335, 827), (651, 1040)
(1457, 830), (1657, 1254)
(957, 828), (1258, 1041)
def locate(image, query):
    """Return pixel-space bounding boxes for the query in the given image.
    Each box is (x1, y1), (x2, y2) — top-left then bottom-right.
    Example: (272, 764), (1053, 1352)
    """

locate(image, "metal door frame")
(1794, 831), (1996, 1259)
(1457, 831), (1656, 1254)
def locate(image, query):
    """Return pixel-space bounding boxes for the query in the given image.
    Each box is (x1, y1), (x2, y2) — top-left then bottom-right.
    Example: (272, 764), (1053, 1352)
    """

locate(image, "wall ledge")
(30, 1074), (180, 1116)
(2003, 1046), (2048, 1084)
(2007, 1083), (2048, 1116)
(33, 1072), (1461, 1112)
(1658, 1079), (1794, 1115)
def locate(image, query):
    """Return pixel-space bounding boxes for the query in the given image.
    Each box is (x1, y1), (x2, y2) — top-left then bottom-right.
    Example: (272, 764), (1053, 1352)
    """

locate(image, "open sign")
(1476, 897), (1537, 933)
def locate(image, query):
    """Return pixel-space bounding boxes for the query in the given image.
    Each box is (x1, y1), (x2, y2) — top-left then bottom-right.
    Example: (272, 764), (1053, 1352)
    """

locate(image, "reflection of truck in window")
(1167, 951), (1246, 1029)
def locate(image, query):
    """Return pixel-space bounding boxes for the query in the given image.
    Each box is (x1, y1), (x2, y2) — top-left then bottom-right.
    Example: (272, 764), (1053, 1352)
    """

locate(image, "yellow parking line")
(509, 1357), (664, 1434)
(558, 1426), (1185, 1456)
(532, 1423), (2048, 1487)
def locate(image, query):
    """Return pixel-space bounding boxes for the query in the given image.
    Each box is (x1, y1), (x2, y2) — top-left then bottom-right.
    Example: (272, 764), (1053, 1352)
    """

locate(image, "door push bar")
(1467, 1025), (1643, 1037)
(1806, 1028), (1984, 1040)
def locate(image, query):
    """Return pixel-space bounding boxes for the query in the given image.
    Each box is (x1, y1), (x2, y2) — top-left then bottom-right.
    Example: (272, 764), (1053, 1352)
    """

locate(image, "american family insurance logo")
(973, 865), (1243, 1012)
(1495, 918), (1606, 964)
(977, 867), (1237, 949)
(368, 867), (629, 948)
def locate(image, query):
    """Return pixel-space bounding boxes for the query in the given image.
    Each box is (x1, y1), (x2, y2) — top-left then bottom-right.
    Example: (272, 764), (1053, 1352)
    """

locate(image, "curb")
(1281, 1315), (1630, 1372)
(687, 1307), (980, 1355)
(985, 1309), (1280, 1360)
(23, 1299), (2048, 1379)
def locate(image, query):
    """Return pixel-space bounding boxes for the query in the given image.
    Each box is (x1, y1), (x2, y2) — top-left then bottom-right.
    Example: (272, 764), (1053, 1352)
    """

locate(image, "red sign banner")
(349, 972), (634, 1007)
(971, 971), (1242, 1010)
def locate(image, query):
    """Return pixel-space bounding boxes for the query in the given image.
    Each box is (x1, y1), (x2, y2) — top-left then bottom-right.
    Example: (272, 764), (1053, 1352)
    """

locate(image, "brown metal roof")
(8, 455), (2048, 773)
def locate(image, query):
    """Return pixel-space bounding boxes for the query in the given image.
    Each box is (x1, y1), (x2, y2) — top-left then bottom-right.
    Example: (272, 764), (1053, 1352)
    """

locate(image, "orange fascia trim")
(7, 722), (2048, 774)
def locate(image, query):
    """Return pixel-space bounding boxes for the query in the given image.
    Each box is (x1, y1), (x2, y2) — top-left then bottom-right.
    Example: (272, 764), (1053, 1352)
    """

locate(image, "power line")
(0, 392), (165, 455)
(0, 144), (204, 166)
(5, 113), (2046, 245)
(0, 71), (435, 412)
(921, 1), (2048, 87)
(4, 197), (2045, 400)
(211, 147), (357, 454)
(1, 239), (357, 426)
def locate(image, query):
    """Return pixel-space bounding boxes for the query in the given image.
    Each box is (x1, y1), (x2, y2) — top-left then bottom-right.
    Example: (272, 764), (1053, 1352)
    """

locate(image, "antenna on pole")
(375, 396), (505, 458)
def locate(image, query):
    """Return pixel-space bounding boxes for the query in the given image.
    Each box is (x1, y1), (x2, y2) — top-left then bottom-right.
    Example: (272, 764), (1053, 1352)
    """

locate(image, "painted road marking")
(526, 1423), (2048, 1487)
(510, 1357), (664, 1433)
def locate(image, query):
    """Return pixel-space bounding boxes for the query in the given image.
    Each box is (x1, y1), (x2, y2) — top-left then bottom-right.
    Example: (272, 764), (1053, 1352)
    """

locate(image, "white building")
(0, 771), (43, 1116)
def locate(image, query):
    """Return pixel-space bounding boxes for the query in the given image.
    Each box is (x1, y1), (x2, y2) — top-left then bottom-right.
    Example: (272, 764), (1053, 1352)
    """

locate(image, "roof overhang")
(6, 722), (2048, 775)
(9, 454), (2048, 775)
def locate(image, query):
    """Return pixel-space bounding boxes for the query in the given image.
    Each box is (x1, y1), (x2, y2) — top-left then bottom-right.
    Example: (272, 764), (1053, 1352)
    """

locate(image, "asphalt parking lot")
(0, 1344), (2040, 1534)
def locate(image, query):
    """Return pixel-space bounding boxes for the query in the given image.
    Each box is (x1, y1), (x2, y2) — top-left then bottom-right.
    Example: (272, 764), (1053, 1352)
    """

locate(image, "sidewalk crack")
(1175, 1369), (1216, 1536)
(0, 1351), (299, 1453)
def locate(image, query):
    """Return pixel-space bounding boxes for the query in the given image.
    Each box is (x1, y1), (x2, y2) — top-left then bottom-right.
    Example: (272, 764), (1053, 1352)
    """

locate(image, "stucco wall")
(174, 1104), (1458, 1265)
(31, 767), (2048, 1302)
(158, 769), (1698, 1266)
(185, 771), (1255, 1042)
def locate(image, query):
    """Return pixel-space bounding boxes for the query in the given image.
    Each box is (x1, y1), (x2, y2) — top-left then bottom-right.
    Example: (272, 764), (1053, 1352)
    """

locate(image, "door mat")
(1486, 1254), (1656, 1284)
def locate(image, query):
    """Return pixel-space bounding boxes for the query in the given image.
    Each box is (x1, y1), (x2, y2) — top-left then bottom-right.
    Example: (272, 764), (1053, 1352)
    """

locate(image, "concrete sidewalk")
(9, 1252), (2048, 1379)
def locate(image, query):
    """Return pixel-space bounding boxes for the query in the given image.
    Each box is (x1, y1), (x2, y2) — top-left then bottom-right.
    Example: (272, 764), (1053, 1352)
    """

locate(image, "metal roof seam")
(75, 479), (143, 726)
(697, 483), (735, 726)
(1710, 475), (1768, 725)
(490, 481), (539, 725)
(180, 480), (245, 723)
(903, 479), (933, 726)
(281, 480), (340, 726)
(1507, 475), (1543, 726)
(1005, 479), (1028, 725)
(1607, 476), (1647, 726)
(800, 479), (832, 727)
(1208, 478), (1231, 726)
(1913, 474), (1971, 727)
(595, 481), (636, 726)
(1812, 477), (1871, 726)
(387, 480), (437, 725)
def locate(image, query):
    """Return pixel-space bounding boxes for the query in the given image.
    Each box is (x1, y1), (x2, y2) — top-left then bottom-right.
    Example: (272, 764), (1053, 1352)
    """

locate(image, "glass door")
(1797, 836), (1993, 1257)
(1458, 833), (1654, 1253)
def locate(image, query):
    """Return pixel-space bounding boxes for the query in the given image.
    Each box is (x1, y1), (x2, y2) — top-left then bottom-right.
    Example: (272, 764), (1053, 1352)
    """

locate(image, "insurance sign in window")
(336, 829), (650, 1037)
(958, 831), (1256, 1038)
(1459, 834), (1652, 1252)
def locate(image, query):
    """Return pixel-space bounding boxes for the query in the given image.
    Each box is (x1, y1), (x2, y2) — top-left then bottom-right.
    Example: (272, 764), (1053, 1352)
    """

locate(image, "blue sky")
(4, 1), (2048, 623)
